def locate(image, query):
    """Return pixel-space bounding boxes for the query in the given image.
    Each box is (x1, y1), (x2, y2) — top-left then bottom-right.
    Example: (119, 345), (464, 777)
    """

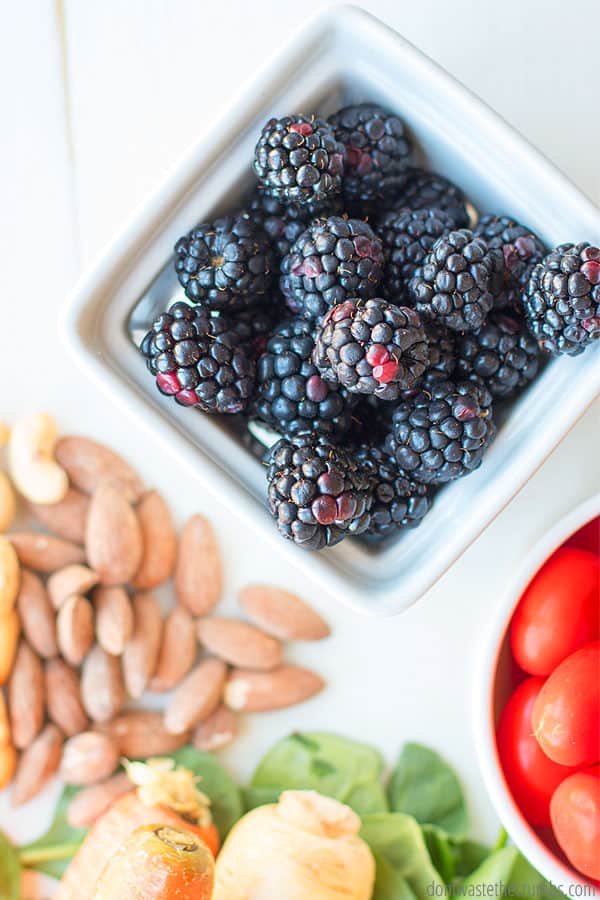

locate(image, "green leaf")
(372, 851), (419, 900)
(361, 812), (446, 900)
(0, 832), (21, 900)
(461, 846), (520, 888)
(505, 852), (566, 900)
(451, 839), (491, 878)
(422, 824), (457, 884)
(248, 732), (389, 816)
(388, 743), (469, 839)
(18, 785), (86, 879)
(170, 746), (243, 838)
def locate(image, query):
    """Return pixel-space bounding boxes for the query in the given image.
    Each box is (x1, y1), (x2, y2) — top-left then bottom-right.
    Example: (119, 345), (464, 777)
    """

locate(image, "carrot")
(55, 791), (219, 900)
(92, 824), (214, 899)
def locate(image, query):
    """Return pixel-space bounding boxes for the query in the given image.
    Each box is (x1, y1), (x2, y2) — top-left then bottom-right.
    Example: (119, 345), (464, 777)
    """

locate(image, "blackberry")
(253, 115), (344, 206)
(328, 103), (413, 205)
(236, 303), (284, 358)
(141, 301), (255, 414)
(280, 216), (384, 320)
(524, 242), (600, 355)
(408, 229), (504, 332)
(474, 215), (546, 309)
(392, 378), (496, 484)
(355, 443), (432, 540)
(376, 207), (458, 302)
(398, 169), (471, 228)
(266, 434), (373, 550)
(314, 298), (429, 400)
(253, 317), (355, 439)
(174, 214), (272, 310)
(455, 311), (540, 399)
(248, 191), (343, 262)
(422, 323), (457, 384)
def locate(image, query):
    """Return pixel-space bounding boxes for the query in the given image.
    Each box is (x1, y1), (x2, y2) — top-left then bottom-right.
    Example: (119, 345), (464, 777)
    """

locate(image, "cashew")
(8, 412), (68, 505)
(0, 536), (20, 616)
(0, 422), (9, 448)
(0, 471), (16, 532)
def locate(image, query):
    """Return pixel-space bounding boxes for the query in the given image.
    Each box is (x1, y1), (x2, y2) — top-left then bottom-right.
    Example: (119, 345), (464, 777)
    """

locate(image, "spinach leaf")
(18, 786), (86, 879)
(372, 851), (419, 900)
(360, 812), (445, 900)
(422, 824), (458, 884)
(506, 852), (566, 899)
(0, 832), (21, 900)
(389, 743), (469, 839)
(451, 839), (491, 878)
(171, 747), (243, 838)
(248, 732), (388, 816)
(461, 846), (520, 888)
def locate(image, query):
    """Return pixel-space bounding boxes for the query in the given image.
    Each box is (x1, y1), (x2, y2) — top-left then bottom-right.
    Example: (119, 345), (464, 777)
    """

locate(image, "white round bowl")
(474, 493), (600, 893)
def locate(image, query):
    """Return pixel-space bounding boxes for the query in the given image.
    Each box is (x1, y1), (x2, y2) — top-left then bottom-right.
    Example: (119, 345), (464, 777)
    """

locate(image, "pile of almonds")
(0, 413), (329, 817)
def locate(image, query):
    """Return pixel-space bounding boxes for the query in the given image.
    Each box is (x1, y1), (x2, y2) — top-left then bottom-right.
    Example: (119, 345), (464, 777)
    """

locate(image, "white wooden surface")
(1, 0), (599, 857)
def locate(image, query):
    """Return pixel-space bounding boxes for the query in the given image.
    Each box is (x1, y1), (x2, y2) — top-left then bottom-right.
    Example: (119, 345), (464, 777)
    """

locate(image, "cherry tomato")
(566, 517), (600, 556)
(550, 769), (600, 880)
(497, 677), (575, 826)
(511, 547), (600, 676)
(532, 641), (600, 767)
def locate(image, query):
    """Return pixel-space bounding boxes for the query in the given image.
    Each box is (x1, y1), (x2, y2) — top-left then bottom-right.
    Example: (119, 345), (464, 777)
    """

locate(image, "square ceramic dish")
(61, 5), (600, 617)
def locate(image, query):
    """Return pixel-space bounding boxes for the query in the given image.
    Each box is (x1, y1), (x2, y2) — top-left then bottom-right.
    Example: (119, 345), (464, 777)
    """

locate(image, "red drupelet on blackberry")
(474, 215), (546, 309)
(266, 434), (373, 550)
(141, 301), (255, 415)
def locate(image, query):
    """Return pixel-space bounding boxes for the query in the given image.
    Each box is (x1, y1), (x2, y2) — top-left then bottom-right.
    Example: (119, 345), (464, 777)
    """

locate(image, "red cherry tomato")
(510, 547), (600, 676)
(550, 769), (600, 880)
(497, 677), (575, 826)
(532, 641), (600, 767)
(566, 516), (600, 556)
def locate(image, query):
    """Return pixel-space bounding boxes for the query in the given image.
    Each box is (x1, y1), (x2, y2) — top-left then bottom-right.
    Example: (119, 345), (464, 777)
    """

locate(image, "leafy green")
(505, 851), (566, 900)
(248, 732), (389, 815)
(0, 832), (21, 900)
(389, 743), (469, 839)
(461, 846), (520, 889)
(361, 812), (446, 900)
(170, 746), (243, 838)
(18, 786), (86, 879)
(372, 851), (419, 900)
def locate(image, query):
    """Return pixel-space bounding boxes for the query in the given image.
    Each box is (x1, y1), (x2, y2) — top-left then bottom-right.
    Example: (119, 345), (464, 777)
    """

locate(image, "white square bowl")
(61, 4), (600, 617)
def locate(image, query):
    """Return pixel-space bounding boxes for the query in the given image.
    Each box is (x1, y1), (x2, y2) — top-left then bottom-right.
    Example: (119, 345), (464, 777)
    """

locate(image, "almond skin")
(29, 487), (90, 544)
(94, 585), (134, 656)
(47, 564), (100, 609)
(97, 711), (190, 758)
(164, 658), (227, 735)
(12, 724), (64, 806)
(149, 606), (196, 693)
(85, 482), (143, 586)
(8, 640), (45, 748)
(45, 658), (89, 737)
(8, 532), (85, 573)
(16, 569), (58, 659)
(67, 773), (132, 828)
(0, 608), (20, 685)
(81, 644), (125, 724)
(238, 585), (331, 642)
(132, 491), (177, 590)
(197, 617), (282, 670)
(122, 592), (163, 699)
(175, 515), (222, 615)
(193, 704), (238, 752)
(57, 594), (94, 666)
(0, 536), (20, 616)
(55, 436), (144, 501)
(60, 731), (120, 786)
(224, 664), (325, 712)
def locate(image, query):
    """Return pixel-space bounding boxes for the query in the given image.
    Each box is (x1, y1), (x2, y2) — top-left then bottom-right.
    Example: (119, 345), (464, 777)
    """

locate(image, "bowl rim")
(473, 492), (600, 893)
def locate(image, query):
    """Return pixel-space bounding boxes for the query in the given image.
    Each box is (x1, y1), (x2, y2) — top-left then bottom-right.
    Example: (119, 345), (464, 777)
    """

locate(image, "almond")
(45, 658), (89, 737)
(85, 482), (143, 585)
(8, 532), (85, 572)
(164, 658), (227, 735)
(98, 710), (190, 757)
(57, 594), (94, 666)
(48, 563), (100, 609)
(122, 592), (163, 699)
(192, 704), (238, 752)
(238, 584), (331, 642)
(0, 536), (20, 616)
(12, 723), (63, 806)
(55, 436), (144, 501)
(224, 664), (325, 712)
(0, 608), (20, 685)
(8, 640), (45, 748)
(197, 617), (282, 670)
(94, 585), (133, 656)
(67, 772), (132, 828)
(175, 515), (222, 615)
(60, 731), (120, 785)
(29, 487), (90, 544)
(0, 693), (17, 790)
(149, 606), (196, 693)
(16, 569), (58, 658)
(0, 471), (17, 533)
(132, 490), (177, 590)
(81, 644), (125, 724)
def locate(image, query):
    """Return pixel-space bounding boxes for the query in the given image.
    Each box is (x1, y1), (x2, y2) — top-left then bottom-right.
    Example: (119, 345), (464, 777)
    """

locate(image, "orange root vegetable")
(91, 824), (214, 900)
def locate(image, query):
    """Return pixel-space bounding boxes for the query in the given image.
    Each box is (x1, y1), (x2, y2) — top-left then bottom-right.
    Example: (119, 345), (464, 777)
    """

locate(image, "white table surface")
(1, 0), (599, 860)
